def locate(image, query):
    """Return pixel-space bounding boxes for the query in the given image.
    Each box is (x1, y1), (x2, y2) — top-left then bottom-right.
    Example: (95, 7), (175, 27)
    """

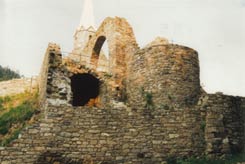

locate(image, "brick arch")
(81, 17), (139, 102)
(83, 17), (138, 76)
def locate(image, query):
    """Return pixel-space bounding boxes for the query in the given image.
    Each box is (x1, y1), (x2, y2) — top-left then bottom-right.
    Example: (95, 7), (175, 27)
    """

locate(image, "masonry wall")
(1, 97), (244, 163)
(41, 46), (122, 108)
(38, 43), (64, 106)
(242, 98), (245, 153)
(0, 105), (205, 164)
(126, 44), (201, 109)
(80, 17), (139, 102)
(199, 94), (245, 157)
(1, 17), (244, 164)
(45, 52), (72, 106)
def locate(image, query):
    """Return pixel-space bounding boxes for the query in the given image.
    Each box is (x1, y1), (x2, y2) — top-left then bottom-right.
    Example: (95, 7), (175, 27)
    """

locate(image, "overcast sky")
(0, 0), (244, 96)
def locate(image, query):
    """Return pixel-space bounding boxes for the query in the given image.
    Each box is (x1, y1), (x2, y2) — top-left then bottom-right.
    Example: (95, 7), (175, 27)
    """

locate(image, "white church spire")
(80, 0), (96, 29)
(72, 0), (96, 56)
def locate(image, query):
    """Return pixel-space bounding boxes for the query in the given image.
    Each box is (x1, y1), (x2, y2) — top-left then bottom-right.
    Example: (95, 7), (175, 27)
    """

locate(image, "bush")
(0, 126), (8, 135)
(1, 129), (21, 146)
(140, 87), (154, 110)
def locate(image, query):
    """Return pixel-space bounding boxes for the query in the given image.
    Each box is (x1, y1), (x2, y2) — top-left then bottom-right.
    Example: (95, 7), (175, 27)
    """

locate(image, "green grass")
(0, 98), (4, 111)
(0, 100), (36, 135)
(0, 96), (12, 111)
(0, 129), (21, 146)
(0, 92), (38, 146)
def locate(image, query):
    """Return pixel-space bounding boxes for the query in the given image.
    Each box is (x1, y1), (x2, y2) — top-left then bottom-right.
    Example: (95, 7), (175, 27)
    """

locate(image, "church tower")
(73, 0), (96, 54)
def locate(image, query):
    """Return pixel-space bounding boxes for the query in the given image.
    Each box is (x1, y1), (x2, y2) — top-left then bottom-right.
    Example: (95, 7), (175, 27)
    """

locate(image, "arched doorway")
(70, 73), (100, 106)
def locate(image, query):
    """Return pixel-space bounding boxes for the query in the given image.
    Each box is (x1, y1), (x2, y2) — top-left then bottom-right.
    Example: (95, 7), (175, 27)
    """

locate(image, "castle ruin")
(0, 1), (244, 163)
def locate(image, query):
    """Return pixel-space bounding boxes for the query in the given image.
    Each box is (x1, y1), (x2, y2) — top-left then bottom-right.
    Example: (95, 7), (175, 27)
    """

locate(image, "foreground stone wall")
(1, 98), (244, 163)
(0, 104), (205, 164)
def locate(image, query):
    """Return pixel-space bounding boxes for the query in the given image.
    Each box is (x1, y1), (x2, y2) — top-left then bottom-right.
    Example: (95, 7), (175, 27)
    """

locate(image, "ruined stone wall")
(38, 43), (63, 106)
(83, 17), (138, 73)
(1, 16), (244, 164)
(0, 96), (244, 163)
(126, 44), (201, 109)
(242, 98), (245, 152)
(67, 17), (139, 103)
(0, 104), (205, 164)
(0, 106), (62, 164)
(45, 52), (72, 106)
(41, 46), (117, 108)
(82, 17), (138, 101)
(198, 94), (245, 157)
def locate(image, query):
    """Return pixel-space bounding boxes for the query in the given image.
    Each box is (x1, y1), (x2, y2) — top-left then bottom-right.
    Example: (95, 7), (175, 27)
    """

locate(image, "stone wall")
(45, 51), (72, 107)
(0, 97), (244, 163)
(82, 17), (138, 72)
(40, 45), (122, 108)
(242, 98), (245, 153)
(38, 43), (62, 106)
(82, 17), (139, 100)
(0, 16), (244, 164)
(67, 17), (139, 104)
(0, 104), (205, 164)
(198, 94), (245, 157)
(126, 44), (201, 109)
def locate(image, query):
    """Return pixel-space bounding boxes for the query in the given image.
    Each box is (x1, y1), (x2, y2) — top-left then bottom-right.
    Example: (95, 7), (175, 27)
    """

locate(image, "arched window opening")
(70, 73), (100, 107)
(93, 36), (106, 55)
(91, 36), (109, 71)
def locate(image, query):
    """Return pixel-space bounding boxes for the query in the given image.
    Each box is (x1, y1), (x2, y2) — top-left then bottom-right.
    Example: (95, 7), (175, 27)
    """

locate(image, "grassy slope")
(0, 91), (39, 146)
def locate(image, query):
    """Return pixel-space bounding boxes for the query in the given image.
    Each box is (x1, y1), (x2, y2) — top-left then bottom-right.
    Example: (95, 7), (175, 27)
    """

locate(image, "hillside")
(0, 77), (38, 97)
(0, 91), (40, 146)
(0, 65), (21, 82)
(0, 66), (39, 146)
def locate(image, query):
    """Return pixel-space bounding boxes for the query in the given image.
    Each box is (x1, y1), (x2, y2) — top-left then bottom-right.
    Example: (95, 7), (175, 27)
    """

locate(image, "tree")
(0, 65), (21, 82)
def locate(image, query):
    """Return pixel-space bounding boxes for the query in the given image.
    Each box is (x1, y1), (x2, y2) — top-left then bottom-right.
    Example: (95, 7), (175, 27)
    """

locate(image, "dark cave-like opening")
(70, 73), (100, 107)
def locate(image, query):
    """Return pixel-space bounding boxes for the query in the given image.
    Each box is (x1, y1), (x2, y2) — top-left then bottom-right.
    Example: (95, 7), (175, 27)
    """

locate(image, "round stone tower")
(126, 41), (201, 109)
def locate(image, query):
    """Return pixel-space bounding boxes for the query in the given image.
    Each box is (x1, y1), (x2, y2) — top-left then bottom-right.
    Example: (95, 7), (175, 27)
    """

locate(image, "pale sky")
(0, 0), (245, 96)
